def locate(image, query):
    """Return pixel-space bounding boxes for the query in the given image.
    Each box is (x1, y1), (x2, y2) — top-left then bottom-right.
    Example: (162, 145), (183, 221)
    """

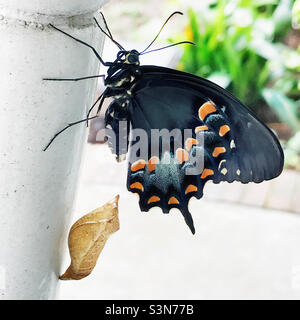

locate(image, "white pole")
(0, 0), (107, 299)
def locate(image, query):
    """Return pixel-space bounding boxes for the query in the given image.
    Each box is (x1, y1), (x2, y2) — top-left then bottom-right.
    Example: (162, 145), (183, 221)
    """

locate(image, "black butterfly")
(44, 12), (284, 234)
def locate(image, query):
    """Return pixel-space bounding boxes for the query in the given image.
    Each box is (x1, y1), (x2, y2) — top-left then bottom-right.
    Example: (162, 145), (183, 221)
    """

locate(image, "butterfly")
(44, 12), (284, 234)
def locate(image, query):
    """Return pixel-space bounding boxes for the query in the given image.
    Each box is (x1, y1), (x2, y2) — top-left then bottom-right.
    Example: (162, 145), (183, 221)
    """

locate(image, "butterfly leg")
(43, 115), (98, 151)
(43, 75), (105, 82)
(86, 93), (107, 127)
(49, 24), (111, 67)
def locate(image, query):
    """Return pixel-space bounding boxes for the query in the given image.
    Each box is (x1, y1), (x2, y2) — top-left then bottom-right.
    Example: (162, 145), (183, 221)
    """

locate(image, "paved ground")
(58, 144), (300, 300)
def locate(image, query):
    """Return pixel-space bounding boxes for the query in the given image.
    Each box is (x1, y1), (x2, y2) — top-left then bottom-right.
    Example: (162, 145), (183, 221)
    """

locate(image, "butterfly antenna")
(140, 41), (195, 55)
(99, 12), (114, 39)
(140, 11), (183, 54)
(94, 15), (125, 51)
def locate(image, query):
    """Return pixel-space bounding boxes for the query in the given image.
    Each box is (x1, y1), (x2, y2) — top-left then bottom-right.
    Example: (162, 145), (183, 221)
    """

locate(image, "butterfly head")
(115, 49), (140, 66)
(105, 49), (141, 87)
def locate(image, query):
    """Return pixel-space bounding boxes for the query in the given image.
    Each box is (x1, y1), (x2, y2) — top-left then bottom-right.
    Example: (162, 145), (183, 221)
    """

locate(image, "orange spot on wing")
(219, 125), (230, 137)
(201, 169), (214, 179)
(212, 147), (226, 157)
(148, 156), (159, 172)
(185, 138), (199, 152)
(131, 159), (146, 172)
(168, 197), (179, 205)
(195, 125), (208, 133)
(130, 182), (144, 192)
(185, 184), (198, 194)
(176, 148), (189, 164)
(147, 196), (160, 204)
(198, 102), (216, 121)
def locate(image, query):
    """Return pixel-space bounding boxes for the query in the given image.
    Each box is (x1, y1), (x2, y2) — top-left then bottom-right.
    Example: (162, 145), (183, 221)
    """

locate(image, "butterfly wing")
(125, 66), (283, 233)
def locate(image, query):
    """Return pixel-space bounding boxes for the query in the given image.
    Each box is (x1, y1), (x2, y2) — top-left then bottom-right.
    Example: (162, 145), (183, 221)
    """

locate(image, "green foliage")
(262, 88), (300, 131)
(284, 131), (300, 169)
(292, 0), (300, 27)
(177, 0), (299, 122)
(179, 5), (269, 107)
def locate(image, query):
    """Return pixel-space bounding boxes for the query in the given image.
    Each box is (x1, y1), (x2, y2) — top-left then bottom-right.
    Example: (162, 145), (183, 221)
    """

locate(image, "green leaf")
(284, 148), (300, 169)
(250, 38), (282, 61)
(252, 0), (279, 6)
(262, 88), (300, 132)
(273, 0), (293, 36)
(287, 131), (300, 152)
(283, 49), (300, 71)
(292, 0), (300, 27)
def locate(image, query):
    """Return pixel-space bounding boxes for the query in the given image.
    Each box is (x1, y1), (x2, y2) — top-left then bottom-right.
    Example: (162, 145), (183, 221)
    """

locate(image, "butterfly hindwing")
(140, 66), (284, 181)
(123, 66), (283, 233)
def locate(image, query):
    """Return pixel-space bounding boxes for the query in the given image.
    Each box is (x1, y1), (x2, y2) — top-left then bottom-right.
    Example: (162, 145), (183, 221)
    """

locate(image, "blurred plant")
(262, 89), (299, 132)
(292, 0), (300, 27)
(283, 131), (300, 169)
(178, 4), (269, 108)
(176, 0), (299, 126)
(261, 41), (300, 133)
